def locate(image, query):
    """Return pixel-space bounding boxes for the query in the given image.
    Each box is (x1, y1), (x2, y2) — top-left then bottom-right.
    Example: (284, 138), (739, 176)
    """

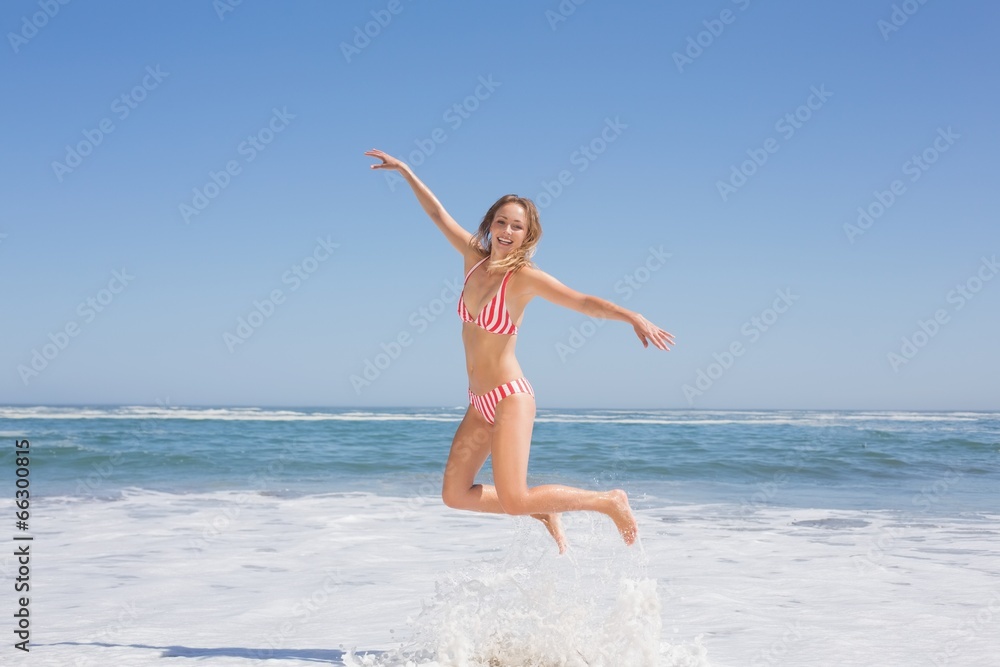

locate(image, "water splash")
(346, 514), (709, 666)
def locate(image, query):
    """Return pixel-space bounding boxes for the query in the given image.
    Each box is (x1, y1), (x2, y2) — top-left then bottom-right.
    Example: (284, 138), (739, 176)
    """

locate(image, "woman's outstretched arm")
(365, 149), (473, 256)
(520, 267), (675, 351)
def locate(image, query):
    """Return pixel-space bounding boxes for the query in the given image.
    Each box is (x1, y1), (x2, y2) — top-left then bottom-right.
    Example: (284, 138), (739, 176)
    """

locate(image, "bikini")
(457, 256), (534, 425)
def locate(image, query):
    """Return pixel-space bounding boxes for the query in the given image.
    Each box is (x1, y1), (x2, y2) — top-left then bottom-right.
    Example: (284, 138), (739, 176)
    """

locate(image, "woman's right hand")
(365, 147), (473, 254)
(365, 149), (409, 173)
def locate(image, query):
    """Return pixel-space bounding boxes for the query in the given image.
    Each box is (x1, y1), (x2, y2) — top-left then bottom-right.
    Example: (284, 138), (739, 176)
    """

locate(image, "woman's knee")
(441, 484), (465, 510)
(496, 487), (530, 515)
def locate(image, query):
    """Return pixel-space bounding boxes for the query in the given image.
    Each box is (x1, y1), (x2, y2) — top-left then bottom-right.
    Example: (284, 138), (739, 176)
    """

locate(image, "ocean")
(3, 406), (999, 666)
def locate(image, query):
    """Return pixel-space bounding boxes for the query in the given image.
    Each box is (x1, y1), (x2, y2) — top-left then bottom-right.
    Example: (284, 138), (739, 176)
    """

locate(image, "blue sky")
(2, 1), (997, 409)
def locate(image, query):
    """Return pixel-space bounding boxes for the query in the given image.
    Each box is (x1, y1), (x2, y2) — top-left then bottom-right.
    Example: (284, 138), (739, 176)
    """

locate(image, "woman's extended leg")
(489, 393), (638, 545)
(441, 406), (568, 552)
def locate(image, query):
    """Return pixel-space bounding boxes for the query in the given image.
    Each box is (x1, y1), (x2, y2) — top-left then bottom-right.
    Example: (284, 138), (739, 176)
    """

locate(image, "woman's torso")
(458, 255), (531, 394)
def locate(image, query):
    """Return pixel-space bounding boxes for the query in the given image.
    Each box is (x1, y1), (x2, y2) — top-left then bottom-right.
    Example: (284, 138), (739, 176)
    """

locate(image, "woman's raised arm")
(366, 149), (474, 256)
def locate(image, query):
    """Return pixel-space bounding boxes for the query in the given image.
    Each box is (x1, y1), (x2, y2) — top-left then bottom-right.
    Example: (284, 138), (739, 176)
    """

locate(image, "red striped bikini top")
(457, 257), (519, 335)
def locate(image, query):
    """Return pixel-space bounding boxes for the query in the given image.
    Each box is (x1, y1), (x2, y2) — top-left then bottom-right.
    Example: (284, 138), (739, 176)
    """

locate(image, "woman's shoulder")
(508, 264), (556, 297)
(513, 262), (549, 279)
(462, 246), (490, 272)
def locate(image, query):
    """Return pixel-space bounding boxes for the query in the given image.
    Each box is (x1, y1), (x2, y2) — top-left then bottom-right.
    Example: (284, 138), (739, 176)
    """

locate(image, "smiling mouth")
(497, 238), (513, 245)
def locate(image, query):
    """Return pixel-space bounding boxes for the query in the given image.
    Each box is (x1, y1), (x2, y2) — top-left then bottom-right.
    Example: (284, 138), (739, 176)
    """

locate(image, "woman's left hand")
(632, 315), (674, 351)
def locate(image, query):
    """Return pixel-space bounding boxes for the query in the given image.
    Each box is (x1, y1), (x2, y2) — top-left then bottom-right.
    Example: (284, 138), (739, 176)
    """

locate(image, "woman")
(365, 149), (674, 553)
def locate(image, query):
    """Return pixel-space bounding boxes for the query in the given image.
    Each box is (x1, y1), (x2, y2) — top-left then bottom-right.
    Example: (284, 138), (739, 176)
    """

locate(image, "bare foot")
(605, 490), (638, 545)
(531, 513), (568, 554)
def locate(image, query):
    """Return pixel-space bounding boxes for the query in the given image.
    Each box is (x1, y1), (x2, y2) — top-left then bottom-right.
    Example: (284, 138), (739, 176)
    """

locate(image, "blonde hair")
(470, 194), (542, 273)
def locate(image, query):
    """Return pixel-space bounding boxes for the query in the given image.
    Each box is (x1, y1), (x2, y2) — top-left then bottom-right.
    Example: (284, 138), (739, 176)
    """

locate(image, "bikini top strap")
(498, 269), (514, 295)
(463, 256), (489, 283)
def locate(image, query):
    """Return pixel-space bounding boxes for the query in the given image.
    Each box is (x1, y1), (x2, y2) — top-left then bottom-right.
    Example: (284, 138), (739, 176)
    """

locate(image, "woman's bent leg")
(490, 393), (638, 545)
(441, 403), (568, 552)
(441, 406), (506, 514)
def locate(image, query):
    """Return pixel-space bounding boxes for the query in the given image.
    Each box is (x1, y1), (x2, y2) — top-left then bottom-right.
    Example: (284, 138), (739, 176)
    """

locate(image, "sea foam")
(346, 515), (708, 667)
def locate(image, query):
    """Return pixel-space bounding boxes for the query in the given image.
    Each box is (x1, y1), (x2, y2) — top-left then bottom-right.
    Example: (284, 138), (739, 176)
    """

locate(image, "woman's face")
(491, 203), (528, 254)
